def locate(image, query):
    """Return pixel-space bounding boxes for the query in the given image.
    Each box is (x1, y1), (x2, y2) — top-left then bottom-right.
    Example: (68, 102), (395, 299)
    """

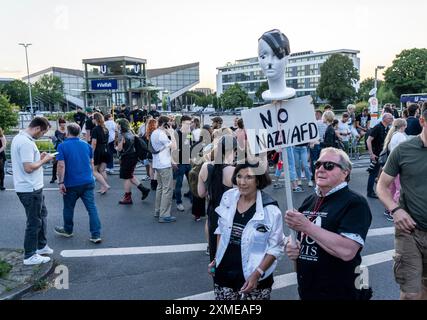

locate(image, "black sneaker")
(384, 210), (394, 222)
(54, 226), (73, 238)
(141, 188), (150, 201)
(89, 237), (102, 244)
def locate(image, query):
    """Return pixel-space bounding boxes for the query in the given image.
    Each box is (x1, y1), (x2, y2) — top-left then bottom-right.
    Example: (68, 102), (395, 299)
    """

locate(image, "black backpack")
(134, 135), (149, 161)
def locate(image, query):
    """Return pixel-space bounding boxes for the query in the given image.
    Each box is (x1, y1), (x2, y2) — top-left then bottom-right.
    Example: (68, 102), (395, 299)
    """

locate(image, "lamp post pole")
(374, 65), (385, 98)
(19, 43), (34, 116)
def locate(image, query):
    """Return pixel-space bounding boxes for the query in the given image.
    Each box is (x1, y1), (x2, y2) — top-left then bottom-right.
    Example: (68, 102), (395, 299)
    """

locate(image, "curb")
(0, 260), (56, 301)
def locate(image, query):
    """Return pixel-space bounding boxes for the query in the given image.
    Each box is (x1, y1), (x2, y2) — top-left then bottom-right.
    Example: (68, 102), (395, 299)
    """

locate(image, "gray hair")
(320, 147), (352, 182)
(67, 123), (81, 137)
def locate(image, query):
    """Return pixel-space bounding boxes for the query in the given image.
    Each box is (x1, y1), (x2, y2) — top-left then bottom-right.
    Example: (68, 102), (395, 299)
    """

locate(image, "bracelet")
(390, 206), (401, 215)
(256, 267), (265, 278)
(58, 182), (64, 185)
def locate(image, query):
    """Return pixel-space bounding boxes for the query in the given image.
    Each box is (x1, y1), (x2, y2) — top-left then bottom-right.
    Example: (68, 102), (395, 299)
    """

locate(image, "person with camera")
(285, 147), (372, 300)
(151, 116), (177, 223)
(366, 113), (393, 198)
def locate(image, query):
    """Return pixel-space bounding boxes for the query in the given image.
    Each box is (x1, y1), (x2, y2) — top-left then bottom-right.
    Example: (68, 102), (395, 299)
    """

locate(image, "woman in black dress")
(91, 112), (110, 194)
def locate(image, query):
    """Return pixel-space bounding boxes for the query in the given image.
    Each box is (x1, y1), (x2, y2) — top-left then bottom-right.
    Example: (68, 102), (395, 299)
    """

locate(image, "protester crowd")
(5, 98), (427, 301)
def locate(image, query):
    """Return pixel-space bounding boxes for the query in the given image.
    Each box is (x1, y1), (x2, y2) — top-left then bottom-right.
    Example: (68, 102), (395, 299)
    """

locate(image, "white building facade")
(216, 49), (360, 104)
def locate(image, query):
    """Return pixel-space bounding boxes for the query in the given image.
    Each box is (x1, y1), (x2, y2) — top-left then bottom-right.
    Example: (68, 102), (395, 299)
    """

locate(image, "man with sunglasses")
(285, 147), (372, 300)
(377, 103), (427, 300)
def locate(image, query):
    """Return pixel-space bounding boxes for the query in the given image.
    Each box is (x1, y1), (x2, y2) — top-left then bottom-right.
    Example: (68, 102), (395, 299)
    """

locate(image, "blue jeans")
(285, 147), (297, 182)
(309, 144), (321, 180)
(63, 183), (101, 238)
(174, 164), (191, 204)
(294, 146), (312, 181)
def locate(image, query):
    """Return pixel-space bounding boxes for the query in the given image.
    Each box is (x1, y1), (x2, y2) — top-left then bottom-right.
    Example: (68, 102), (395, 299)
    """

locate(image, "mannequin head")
(258, 29), (295, 100)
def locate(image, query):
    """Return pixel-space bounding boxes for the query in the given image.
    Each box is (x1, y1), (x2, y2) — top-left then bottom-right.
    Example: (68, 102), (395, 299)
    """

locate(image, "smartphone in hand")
(51, 152), (59, 157)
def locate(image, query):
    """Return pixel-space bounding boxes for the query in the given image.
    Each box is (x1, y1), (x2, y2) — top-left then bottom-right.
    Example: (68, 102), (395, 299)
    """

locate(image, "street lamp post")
(374, 65), (385, 98)
(18, 43), (34, 116)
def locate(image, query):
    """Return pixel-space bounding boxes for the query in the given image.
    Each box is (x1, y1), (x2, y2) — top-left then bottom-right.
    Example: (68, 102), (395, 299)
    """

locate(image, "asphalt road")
(0, 157), (399, 300)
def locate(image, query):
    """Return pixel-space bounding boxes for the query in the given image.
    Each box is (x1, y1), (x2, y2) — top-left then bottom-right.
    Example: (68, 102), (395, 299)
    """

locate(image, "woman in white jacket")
(208, 162), (284, 300)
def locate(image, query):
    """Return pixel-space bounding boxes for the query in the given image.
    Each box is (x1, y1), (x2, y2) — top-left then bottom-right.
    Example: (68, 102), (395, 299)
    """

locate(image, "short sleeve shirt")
(383, 136), (427, 230)
(151, 128), (172, 169)
(11, 131), (44, 192)
(369, 122), (388, 156)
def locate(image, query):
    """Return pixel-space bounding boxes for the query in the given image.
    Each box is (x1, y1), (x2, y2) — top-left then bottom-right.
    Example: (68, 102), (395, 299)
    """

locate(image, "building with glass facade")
(216, 49), (360, 104)
(23, 59), (200, 111)
(23, 67), (85, 110)
(147, 62), (199, 109)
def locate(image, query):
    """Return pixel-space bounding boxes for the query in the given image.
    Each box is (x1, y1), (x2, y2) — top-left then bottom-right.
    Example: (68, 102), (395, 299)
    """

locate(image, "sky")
(1, 0), (426, 90)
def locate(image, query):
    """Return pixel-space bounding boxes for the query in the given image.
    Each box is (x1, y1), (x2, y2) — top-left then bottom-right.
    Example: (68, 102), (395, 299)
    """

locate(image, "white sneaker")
(36, 245), (54, 255)
(297, 180), (302, 186)
(308, 181), (314, 187)
(23, 254), (51, 266)
(177, 203), (185, 211)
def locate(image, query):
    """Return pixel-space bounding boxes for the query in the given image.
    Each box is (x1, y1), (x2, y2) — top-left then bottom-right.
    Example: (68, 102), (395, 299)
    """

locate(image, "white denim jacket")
(214, 188), (284, 281)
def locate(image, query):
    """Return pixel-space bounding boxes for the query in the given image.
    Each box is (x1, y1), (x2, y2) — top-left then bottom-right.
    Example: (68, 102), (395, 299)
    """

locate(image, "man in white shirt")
(11, 117), (55, 265)
(151, 116), (177, 222)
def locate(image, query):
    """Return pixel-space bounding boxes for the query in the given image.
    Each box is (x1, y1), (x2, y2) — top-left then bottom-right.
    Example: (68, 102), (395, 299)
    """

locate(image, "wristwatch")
(256, 267), (265, 278)
(58, 182), (64, 185)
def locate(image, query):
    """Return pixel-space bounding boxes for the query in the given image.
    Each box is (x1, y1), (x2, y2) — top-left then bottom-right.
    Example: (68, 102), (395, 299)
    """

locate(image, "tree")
(384, 48), (427, 97)
(316, 53), (359, 108)
(357, 77), (383, 102)
(0, 94), (19, 132)
(377, 84), (399, 106)
(255, 81), (268, 102)
(33, 75), (64, 112)
(0, 80), (31, 109)
(220, 83), (253, 109)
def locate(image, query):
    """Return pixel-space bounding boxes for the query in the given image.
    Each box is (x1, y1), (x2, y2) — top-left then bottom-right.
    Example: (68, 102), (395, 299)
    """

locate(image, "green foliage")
(357, 78), (383, 102)
(316, 54), (360, 108)
(0, 259), (12, 278)
(35, 140), (55, 152)
(255, 81), (268, 102)
(33, 75), (64, 112)
(0, 94), (19, 131)
(355, 101), (369, 115)
(384, 48), (427, 97)
(64, 112), (76, 122)
(377, 84), (399, 105)
(0, 80), (31, 109)
(220, 83), (253, 109)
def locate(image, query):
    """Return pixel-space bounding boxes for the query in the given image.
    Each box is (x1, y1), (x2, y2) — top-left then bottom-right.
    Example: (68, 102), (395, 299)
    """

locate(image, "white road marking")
(60, 227), (395, 258)
(178, 249), (395, 300)
(61, 243), (208, 258)
(4, 188), (59, 191)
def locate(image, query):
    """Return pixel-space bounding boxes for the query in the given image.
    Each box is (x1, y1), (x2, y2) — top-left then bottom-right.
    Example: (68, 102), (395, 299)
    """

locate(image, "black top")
(355, 114), (371, 129)
(405, 116), (422, 136)
(149, 110), (160, 119)
(323, 124), (338, 148)
(85, 116), (95, 133)
(54, 130), (66, 150)
(214, 203), (274, 290)
(130, 109), (146, 123)
(369, 122), (389, 156)
(0, 137), (5, 160)
(296, 186), (372, 300)
(73, 112), (86, 128)
(91, 126), (109, 150)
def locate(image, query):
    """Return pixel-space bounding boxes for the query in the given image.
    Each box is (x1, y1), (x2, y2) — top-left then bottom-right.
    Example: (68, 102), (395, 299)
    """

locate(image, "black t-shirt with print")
(356, 114), (371, 129)
(214, 203), (274, 290)
(369, 122), (388, 156)
(296, 186), (372, 300)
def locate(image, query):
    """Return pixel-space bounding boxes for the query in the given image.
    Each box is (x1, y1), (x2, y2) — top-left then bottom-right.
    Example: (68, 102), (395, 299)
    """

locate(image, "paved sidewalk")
(0, 249), (54, 300)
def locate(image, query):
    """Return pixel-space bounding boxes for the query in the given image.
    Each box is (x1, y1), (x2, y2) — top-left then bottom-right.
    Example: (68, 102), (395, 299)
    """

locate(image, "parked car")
(202, 107), (215, 114)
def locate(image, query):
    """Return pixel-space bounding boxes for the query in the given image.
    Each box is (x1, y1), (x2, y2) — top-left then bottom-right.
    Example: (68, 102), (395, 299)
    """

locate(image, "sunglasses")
(315, 161), (344, 171)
